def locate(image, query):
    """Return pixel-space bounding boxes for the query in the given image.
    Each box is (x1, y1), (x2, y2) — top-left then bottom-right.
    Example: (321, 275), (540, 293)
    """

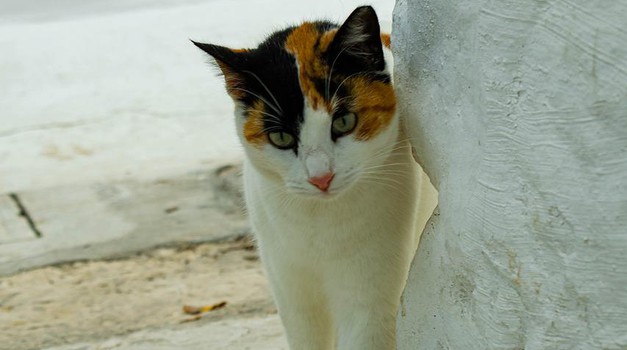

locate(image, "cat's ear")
(327, 6), (385, 72)
(191, 40), (250, 100)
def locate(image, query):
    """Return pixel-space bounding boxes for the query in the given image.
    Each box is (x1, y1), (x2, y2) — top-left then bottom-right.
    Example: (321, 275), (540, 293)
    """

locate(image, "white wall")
(393, 0), (627, 348)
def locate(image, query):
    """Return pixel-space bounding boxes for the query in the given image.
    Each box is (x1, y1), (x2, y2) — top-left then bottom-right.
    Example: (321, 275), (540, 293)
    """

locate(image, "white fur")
(234, 47), (420, 350)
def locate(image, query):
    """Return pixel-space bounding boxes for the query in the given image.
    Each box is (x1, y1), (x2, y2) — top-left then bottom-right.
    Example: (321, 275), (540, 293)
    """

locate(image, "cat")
(193, 6), (434, 349)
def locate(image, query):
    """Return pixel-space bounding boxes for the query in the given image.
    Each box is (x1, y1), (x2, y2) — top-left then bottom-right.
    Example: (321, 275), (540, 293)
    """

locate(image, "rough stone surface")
(393, 0), (627, 348)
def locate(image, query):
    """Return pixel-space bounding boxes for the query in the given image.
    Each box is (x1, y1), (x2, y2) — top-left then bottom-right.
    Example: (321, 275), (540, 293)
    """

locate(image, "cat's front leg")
(264, 260), (334, 350)
(333, 301), (397, 350)
(327, 250), (407, 350)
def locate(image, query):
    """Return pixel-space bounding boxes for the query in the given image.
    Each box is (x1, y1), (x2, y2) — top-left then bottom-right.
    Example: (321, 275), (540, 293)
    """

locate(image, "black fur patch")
(194, 21), (339, 152)
(193, 6), (391, 148)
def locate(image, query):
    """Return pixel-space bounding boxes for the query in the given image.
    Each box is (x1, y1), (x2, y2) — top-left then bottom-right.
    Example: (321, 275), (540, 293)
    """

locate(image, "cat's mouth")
(284, 184), (340, 198)
(285, 172), (360, 199)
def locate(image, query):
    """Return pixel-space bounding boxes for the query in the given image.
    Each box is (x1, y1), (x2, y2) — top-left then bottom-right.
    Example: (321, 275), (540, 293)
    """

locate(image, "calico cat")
(193, 6), (431, 349)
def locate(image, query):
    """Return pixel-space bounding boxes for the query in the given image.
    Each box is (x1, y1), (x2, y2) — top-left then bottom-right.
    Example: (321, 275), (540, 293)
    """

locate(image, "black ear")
(326, 6), (385, 72)
(191, 40), (250, 72)
(191, 40), (251, 99)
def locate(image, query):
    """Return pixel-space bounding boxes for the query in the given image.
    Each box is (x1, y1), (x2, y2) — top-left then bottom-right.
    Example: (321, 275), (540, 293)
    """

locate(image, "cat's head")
(193, 6), (398, 198)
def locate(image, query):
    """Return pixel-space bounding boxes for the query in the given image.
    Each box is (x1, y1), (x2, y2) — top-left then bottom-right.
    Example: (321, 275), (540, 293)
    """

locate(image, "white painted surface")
(0, 0), (394, 193)
(393, 0), (627, 348)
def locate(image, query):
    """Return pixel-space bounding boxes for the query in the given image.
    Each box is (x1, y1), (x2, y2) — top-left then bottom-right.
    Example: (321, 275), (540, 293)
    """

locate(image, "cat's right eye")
(332, 113), (357, 137)
(268, 131), (296, 149)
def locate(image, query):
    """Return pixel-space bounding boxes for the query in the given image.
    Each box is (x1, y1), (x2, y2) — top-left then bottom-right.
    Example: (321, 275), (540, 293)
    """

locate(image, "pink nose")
(308, 172), (334, 192)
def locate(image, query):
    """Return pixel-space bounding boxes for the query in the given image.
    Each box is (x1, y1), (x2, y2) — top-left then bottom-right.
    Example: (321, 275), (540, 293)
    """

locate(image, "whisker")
(326, 45), (353, 100)
(361, 163), (411, 171)
(360, 173), (405, 185)
(244, 109), (283, 123)
(243, 111), (283, 131)
(330, 72), (362, 105)
(331, 71), (378, 106)
(360, 169), (410, 176)
(364, 141), (413, 161)
(232, 88), (282, 115)
(331, 96), (352, 113)
(249, 109), (279, 119)
(369, 142), (410, 156)
(261, 126), (285, 133)
(363, 148), (409, 165)
(358, 177), (402, 192)
(243, 70), (284, 113)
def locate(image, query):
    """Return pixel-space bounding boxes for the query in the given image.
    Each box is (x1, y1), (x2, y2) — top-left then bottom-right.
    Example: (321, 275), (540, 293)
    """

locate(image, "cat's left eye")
(268, 131), (296, 149)
(332, 113), (357, 137)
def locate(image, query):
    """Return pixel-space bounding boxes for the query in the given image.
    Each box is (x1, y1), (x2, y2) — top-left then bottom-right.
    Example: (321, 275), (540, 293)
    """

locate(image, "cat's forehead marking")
(243, 99), (268, 147)
(284, 23), (336, 112)
(284, 24), (396, 141)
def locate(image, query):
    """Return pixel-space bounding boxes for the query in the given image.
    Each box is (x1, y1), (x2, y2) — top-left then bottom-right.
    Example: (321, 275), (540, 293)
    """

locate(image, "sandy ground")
(0, 237), (277, 350)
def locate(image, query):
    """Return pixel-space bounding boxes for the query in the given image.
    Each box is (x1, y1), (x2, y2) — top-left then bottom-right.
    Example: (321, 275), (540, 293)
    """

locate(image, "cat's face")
(194, 6), (397, 198)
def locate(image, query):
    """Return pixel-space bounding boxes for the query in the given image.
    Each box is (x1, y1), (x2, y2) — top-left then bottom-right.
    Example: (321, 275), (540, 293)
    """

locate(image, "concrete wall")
(393, 0), (627, 348)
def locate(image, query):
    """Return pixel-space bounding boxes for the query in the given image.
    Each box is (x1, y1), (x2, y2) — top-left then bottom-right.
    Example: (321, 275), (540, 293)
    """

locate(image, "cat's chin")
(287, 188), (340, 200)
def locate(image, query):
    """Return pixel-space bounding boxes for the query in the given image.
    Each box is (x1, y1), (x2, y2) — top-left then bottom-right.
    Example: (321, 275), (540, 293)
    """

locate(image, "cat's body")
(194, 6), (432, 349)
(245, 141), (418, 349)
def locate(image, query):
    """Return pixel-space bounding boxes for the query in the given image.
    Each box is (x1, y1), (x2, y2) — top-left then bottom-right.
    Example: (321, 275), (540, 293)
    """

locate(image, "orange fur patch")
(285, 24), (396, 140)
(216, 62), (245, 99)
(243, 100), (268, 146)
(285, 23), (332, 111)
(346, 76), (396, 140)
(380, 33), (391, 49)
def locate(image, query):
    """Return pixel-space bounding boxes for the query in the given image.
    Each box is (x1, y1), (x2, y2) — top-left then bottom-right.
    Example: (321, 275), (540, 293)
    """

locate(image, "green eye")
(268, 131), (296, 149)
(332, 113), (357, 136)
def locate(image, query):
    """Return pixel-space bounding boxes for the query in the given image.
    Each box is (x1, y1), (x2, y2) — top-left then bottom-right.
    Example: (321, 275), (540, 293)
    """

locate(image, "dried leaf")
(182, 301), (227, 315)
